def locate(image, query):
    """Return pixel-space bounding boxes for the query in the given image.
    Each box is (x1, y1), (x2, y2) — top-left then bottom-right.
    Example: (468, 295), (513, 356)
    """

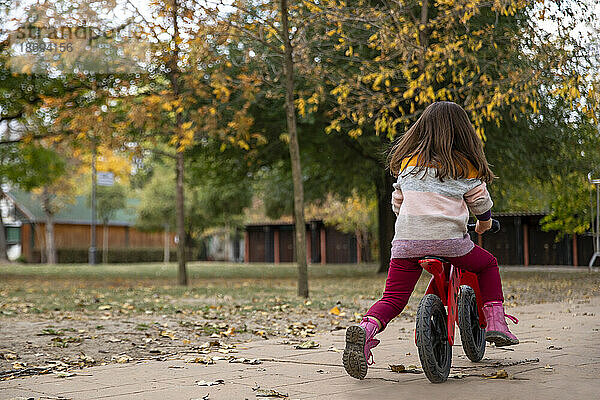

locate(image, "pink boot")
(343, 317), (381, 379)
(483, 301), (519, 347)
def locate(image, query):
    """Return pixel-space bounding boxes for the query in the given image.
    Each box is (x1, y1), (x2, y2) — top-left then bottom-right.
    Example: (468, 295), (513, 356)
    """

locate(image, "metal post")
(89, 143), (97, 265)
(589, 173), (600, 271)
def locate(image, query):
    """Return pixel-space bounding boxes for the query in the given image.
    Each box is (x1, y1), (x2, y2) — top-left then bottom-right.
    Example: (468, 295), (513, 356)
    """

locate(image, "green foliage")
(135, 147), (252, 235)
(541, 174), (594, 238)
(135, 163), (177, 232)
(88, 183), (127, 224)
(0, 144), (66, 190)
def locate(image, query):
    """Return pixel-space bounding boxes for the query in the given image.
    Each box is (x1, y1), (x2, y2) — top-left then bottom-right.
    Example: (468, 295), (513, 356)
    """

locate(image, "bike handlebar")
(467, 219), (500, 234)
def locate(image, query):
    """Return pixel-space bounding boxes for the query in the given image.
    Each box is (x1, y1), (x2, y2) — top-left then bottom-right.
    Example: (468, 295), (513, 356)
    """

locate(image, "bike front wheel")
(416, 294), (452, 383)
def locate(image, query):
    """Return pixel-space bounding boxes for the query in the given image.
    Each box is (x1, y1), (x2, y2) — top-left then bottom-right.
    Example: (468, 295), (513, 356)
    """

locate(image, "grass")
(1, 262), (599, 319)
(0, 262), (378, 279)
(0, 262), (383, 317)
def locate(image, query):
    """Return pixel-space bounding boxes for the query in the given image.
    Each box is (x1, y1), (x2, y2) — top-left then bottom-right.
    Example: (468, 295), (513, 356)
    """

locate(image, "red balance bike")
(415, 219), (500, 383)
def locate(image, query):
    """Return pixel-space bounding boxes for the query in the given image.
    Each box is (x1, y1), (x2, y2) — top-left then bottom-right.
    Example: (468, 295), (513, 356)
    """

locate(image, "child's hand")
(391, 188), (403, 215)
(475, 219), (492, 234)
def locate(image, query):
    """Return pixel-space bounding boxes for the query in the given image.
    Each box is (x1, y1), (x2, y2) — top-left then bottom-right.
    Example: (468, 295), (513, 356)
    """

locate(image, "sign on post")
(97, 172), (114, 187)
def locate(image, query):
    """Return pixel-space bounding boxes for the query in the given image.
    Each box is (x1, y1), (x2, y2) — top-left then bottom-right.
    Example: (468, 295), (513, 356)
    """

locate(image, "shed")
(2, 189), (175, 263)
(244, 220), (364, 264)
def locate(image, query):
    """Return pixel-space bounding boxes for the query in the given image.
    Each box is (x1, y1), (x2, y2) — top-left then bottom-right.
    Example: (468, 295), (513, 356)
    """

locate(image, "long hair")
(388, 101), (494, 184)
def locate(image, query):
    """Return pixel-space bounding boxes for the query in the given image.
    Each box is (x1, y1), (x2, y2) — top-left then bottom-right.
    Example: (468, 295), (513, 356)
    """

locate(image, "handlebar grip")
(467, 219), (500, 234)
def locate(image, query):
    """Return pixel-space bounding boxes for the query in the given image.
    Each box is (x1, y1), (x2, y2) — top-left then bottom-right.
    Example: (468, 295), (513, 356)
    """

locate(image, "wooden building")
(245, 220), (364, 264)
(3, 190), (174, 263)
(471, 212), (595, 267)
(245, 213), (596, 267)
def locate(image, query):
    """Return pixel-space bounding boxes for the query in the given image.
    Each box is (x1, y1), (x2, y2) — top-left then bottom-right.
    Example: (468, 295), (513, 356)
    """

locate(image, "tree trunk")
(164, 224), (170, 264)
(41, 188), (57, 264)
(45, 216), (56, 264)
(176, 151), (187, 285)
(0, 190), (8, 262)
(170, 0), (187, 286)
(375, 168), (395, 273)
(102, 222), (108, 264)
(280, 0), (308, 298)
(0, 204), (8, 262)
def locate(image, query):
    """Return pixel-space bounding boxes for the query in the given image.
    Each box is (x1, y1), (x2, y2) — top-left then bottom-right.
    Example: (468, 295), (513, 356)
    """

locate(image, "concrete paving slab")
(2, 296), (599, 400)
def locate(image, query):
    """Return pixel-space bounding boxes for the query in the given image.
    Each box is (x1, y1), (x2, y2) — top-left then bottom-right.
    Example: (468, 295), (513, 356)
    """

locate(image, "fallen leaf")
(98, 305), (112, 310)
(221, 326), (235, 337)
(1, 353), (18, 360)
(54, 371), (76, 378)
(185, 356), (214, 364)
(112, 354), (133, 364)
(160, 330), (177, 339)
(329, 306), (341, 316)
(254, 388), (288, 398)
(196, 379), (224, 386)
(486, 369), (509, 379)
(295, 340), (319, 349)
(547, 345), (562, 350)
(389, 364), (405, 373)
(38, 328), (63, 336)
(12, 362), (27, 369)
(389, 364), (422, 374)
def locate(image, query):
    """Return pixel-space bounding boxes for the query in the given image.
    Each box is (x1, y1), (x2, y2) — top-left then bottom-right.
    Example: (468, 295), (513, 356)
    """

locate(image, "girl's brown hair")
(388, 101), (494, 184)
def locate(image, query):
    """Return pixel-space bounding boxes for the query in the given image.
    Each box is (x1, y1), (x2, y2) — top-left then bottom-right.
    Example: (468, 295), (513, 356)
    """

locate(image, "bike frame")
(417, 258), (487, 346)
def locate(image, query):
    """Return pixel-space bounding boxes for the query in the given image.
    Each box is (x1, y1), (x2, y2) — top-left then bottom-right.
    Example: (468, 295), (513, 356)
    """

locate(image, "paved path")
(2, 297), (599, 400)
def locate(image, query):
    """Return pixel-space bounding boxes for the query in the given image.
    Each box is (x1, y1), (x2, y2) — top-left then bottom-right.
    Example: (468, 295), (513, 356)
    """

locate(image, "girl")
(343, 101), (519, 380)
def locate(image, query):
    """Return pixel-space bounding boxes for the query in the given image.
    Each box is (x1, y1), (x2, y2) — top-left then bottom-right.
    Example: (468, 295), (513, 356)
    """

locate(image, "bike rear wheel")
(458, 285), (486, 362)
(416, 294), (452, 383)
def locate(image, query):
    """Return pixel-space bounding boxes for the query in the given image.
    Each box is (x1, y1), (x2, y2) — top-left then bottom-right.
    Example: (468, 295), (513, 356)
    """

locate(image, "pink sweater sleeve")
(464, 182), (493, 215)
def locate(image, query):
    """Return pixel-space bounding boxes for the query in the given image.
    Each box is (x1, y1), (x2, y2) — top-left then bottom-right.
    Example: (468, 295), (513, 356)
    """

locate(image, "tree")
(297, 0), (600, 272)
(314, 192), (377, 262)
(92, 184), (126, 264)
(10, 144), (71, 264)
(196, 0), (346, 296)
(135, 147), (253, 258)
(279, 0), (309, 297)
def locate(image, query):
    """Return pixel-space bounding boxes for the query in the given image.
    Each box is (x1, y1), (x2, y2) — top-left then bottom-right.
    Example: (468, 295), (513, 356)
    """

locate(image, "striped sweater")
(390, 158), (493, 259)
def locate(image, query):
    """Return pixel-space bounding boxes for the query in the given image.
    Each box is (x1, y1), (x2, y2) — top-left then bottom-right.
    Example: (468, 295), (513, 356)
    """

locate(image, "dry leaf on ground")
(486, 369), (509, 379)
(389, 364), (422, 374)
(254, 388), (289, 398)
(294, 340), (319, 349)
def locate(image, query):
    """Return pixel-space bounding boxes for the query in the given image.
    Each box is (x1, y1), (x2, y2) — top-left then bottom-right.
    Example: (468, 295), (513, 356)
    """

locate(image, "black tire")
(416, 294), (452, 383)
(458, 285), (486, 362)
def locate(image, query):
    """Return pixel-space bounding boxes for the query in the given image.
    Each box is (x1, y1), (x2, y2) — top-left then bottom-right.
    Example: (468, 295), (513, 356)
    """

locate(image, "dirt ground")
(1, 265), (599, 381)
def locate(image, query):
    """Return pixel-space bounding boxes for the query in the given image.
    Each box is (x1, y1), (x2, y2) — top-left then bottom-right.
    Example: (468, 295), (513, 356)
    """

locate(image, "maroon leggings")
(366, 245), (503, 331)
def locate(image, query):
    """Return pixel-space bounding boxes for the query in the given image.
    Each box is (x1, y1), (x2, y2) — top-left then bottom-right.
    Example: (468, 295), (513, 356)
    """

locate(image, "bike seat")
(418, 256), (450, 263)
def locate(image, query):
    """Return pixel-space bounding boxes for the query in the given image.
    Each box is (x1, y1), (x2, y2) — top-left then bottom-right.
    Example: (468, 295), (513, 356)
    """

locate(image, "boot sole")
(485, 331), (519, 347)
(343, 326), (368, 379)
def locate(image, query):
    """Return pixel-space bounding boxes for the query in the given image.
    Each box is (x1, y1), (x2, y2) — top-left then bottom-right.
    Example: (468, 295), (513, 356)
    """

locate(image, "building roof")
(5, 189), (138, 226)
